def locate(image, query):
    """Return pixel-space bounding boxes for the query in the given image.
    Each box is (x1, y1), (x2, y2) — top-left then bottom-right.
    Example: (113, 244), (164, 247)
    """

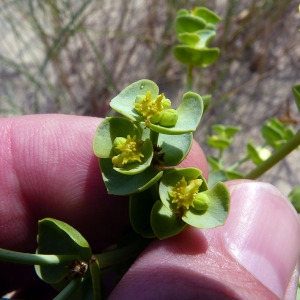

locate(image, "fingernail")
(222, 182), (300, 299)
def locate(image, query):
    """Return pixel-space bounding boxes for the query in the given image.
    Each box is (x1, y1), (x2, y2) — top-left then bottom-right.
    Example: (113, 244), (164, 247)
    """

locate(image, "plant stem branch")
(53, 278), (82, 300)
(187, 65), (194, 91)
(228, 155), (250, 171)
(0, 248), (77, 265)
(245, 130), (300, 179)
(150, 129), (159, 145)
(95, 236), (148, 269)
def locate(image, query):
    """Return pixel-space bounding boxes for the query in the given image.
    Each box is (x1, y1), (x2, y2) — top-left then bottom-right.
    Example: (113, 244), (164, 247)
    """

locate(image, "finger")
(0, 114), (129, 295)
(109, 181), (300, 299)
(0, 114), (129, 252)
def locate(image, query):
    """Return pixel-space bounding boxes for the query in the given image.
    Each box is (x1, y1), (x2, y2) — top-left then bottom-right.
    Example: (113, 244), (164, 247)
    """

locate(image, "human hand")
(0, 115), (299, 299)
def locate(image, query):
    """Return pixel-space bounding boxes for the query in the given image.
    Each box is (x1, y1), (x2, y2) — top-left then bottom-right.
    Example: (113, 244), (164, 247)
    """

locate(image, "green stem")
(89, 256), (101, 300)
(95, 237), (148, 269)
(187, 65), (194, 91)
(150, 129), (159, 145)
(245, 130), (300, 179)
(228, 155), (250, 171)
(0, 248), (77, 265)
(53, 278), (82, 300)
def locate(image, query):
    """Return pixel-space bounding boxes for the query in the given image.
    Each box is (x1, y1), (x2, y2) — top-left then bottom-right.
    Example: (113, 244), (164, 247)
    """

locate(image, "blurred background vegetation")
(0, 0), (299, 192)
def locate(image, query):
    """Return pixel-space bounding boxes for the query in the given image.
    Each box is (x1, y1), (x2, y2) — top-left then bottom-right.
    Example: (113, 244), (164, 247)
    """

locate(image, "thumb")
(109, 181), (300, 299)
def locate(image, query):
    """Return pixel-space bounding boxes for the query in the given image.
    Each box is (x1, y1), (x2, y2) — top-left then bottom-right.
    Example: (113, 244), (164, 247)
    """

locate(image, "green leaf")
(225, 170), (244, 180)
(208, 170), (227, 187)
(207, 156), (222, 171)
(192, 7), (221, 25)
(247, 141), (271, 166)
(157, 132), (193, 166)
(173, 46), (220, 67)
(182, 182), (230, 228)
(177, 30), (216, 48)
(159, 168), (208, 212)
(202, 94), (211, 112)
(211, 124), (241, 138)
(35, 218), (92, 286)
(261, 118), (295, 150)
(129, 190), (155, 238)
(150, 201), (187, 240)
(177, 32), (200, 46)
(147, 92), (203, 134)
(207, 135), (232, 150)
(100, 158), (163, 195)
(177, 9), (189, 17)
(140, 127), (193, 166)
(93, 117), (141, 158)
(89, 256), (101, 300)
(196, 29), (216, 48)
(175, 15), (206, 35)
(247, 141), (264, 166)
(292, 85), (300, 114)
(110, 79), (159, 121)
(208, 170), (244, 187)
(288, 185), (300, 213)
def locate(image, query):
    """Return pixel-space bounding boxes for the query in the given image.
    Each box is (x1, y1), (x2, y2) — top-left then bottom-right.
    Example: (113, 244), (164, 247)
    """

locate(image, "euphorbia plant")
(93, 79), (230, 239)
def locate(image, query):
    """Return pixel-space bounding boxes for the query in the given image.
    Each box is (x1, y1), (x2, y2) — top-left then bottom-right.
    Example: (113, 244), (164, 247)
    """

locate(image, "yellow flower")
(134, 91), (168, 124)
(169, 177), (202, 210)
(112, 135), (144, 168)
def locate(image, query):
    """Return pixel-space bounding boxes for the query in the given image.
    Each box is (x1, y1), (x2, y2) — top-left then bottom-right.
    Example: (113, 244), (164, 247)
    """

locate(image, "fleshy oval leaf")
(288, 185), (300, 213)
(93, 117), (141, 158)
(173, 46), (220, 67)
(150, 201), (187, 240)
(35, 218), (92, 285)
(192, 7), (221, 25)
(206, 135), (232, 150)
(100, 158), (163, 195)
(110, 79), (159, 121)
(146, 92), (203, 134)
(129, 191), (155, 238)
(182, 182), (230, 228)
(177, 32), (200, 46)
(157, 132), (193, 166)
(175, 15), (206, 35)
(196, 29), (216, 48)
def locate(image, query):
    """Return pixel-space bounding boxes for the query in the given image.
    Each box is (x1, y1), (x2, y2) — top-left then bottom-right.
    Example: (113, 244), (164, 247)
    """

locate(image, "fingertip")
(222, 181), (300, 299)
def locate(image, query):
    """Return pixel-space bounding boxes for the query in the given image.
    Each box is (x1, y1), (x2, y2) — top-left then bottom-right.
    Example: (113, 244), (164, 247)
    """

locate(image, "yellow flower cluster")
(169, 177), (202, 210)
(112, 135), (144, 168)
(134, 91), (166, 122)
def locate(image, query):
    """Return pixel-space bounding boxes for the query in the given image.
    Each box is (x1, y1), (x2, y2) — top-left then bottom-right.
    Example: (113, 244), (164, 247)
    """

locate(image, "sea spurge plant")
(93, 79), (231, 240)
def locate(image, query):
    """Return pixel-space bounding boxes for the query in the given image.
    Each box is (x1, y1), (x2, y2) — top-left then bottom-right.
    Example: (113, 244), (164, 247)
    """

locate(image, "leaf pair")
(130, 168), (230, 239)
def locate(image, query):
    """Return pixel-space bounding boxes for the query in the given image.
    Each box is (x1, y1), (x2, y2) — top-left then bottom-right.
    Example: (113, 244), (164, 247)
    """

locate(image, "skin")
(0, 114), (299, 299)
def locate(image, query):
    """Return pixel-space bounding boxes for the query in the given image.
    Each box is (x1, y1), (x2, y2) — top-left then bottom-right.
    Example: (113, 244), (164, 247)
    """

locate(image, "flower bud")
(113, 137), (127, 154)
(193, 193), (209, 212)
(162, 98), (171, 108)
(150, 111), (163, 124)
(159, 109), (178, 127)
